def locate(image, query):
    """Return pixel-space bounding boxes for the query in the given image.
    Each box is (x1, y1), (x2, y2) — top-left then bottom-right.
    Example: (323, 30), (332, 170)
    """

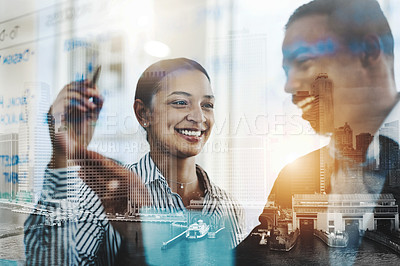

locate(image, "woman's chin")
(152, 140), (206, 158)
(176, 147), (203, 158)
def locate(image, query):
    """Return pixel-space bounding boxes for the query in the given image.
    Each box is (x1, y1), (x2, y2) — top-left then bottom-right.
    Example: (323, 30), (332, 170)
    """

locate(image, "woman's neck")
(149, 150), (204, 205)
(150, 151), (196, 182)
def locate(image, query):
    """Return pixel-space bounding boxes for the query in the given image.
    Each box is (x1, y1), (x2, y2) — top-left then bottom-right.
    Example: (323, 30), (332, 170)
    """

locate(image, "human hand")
(48, 80), (103, 167)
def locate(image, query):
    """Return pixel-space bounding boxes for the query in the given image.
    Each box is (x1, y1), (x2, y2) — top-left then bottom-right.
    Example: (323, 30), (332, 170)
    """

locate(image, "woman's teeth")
(178, 129), (201, 137)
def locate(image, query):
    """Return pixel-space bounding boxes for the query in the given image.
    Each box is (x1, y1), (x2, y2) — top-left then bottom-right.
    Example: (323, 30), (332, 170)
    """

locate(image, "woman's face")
(146, 69), (215, 158)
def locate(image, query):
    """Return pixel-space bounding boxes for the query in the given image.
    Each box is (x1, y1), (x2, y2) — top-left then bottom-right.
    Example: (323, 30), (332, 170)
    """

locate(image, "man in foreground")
(237, 0), (400, 264)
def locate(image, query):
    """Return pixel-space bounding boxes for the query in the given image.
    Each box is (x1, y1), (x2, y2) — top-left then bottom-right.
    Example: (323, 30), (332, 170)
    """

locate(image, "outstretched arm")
(24, 79), (148, 264)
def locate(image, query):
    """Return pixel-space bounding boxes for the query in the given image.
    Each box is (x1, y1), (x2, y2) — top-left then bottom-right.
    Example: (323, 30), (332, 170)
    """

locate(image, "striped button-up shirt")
(126, 153), (245, 247)
(24, 154), (245, 265)
(24, 167), (121, 265)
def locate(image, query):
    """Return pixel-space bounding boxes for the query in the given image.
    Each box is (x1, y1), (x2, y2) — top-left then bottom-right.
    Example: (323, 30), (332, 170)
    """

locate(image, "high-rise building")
(379, 121), (399, 171)
(355, 132), (375, 167)
(0, 133), (18, 200)
(309, 73), (334, 194)
(356, 133), (373, 154)
(64, 42), (129, 214)
(310, 73), (334, 135)
(17, 83), (52, 203)
(334, 122), (362, 163)
(335, 122), (353, 150)
(379, 120), (399, 143)
(271, 74), (335, 207)
(206, 33), (269, 230)
(379, 121), (400, 187)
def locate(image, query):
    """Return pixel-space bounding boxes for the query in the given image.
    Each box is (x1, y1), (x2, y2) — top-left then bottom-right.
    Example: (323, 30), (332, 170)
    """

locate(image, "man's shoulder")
(269, 146), (328, 207)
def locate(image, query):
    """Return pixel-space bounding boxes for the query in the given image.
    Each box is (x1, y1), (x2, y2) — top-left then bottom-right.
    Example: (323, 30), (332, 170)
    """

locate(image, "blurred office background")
(0, 0), (399, 232)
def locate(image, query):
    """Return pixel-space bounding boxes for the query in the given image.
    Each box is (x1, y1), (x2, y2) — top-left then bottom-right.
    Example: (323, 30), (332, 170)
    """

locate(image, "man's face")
(282, 15), (373, 134)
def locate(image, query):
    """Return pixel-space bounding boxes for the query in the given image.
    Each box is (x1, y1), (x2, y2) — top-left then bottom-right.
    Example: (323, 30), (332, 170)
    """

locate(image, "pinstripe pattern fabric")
(24, 153), (244, 265)
(126, 153), (245, 247)
(24, 167), (121, 265)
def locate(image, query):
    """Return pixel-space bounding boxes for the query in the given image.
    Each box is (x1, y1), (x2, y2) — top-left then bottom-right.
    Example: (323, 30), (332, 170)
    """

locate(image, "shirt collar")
(140, 153), (218, 197)
(196, 164), (219, 198)
(139, 153), (166, 185)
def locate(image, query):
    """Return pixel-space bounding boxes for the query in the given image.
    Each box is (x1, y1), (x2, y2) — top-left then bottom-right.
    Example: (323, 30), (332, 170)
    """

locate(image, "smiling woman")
(135, 60), (214, 159)
(23, 57), (245, 265)
(129, 58), (245, 249)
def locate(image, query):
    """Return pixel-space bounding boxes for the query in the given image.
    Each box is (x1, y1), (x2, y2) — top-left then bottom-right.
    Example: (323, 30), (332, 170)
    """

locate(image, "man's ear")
(134, 99), (150, 128)
(361, 35), (381, 68)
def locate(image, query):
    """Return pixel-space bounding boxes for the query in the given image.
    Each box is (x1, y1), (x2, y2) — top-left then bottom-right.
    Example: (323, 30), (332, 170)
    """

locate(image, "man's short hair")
(286, 0), (394, 57)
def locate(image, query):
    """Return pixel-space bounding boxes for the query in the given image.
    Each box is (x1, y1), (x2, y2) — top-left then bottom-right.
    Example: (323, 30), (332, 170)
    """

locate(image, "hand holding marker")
(88, 65), (102, 113)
